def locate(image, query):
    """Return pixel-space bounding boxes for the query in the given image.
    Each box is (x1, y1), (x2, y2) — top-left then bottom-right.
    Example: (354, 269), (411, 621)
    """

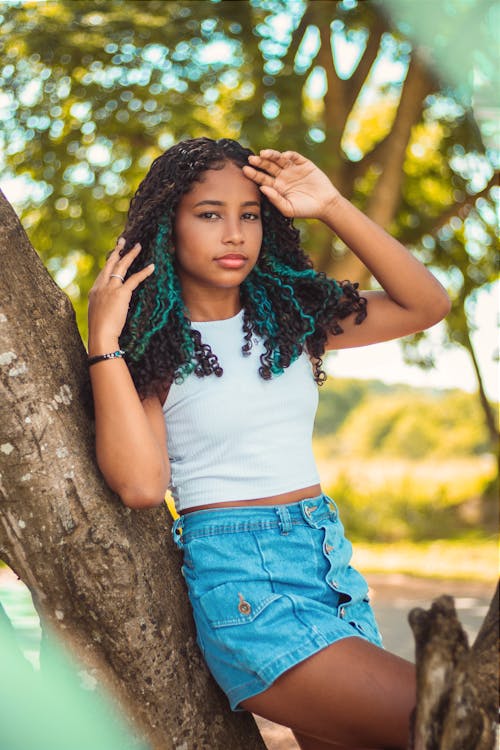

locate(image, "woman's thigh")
(293, 730), (371, 750)
(242, 636), (415, 750)
(294, 732), (373, 750)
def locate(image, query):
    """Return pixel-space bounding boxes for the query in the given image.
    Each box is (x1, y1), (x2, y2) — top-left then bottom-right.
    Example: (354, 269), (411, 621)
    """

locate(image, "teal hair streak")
(251, 264), (316, 339)
(244, 214), (318, 373)
(242, 275), (280, 338)
(243, 263), (315, 376)
(265, 255), (343, 304)
(259, 224), (317, 336)
(172, 304), (198, 383)
(126, 220), (195, 369)
(265, 256), (317, 280)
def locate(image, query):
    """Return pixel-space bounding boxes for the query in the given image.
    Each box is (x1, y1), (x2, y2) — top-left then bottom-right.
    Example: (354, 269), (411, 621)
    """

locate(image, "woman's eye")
(197, 211), (260, 221)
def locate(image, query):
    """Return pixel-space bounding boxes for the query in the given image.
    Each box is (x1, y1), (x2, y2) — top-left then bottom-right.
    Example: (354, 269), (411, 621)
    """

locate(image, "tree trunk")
(461, 325), (499, 451)
(330, 52), (436, 285)
(0, 191), (266, 750)
(409, 584), (499, 750)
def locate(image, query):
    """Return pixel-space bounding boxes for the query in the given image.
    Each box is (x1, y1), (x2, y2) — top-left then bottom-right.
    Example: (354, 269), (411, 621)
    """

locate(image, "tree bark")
(0, 191), (266, 750)
(409, 584), (499, 750)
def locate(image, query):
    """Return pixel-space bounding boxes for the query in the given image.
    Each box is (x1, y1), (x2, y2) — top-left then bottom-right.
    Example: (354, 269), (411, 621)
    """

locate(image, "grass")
(352, 538), (498, 583)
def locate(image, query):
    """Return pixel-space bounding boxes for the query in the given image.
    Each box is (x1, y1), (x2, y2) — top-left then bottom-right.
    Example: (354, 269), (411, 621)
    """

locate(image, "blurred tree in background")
(0, 0), (498, 444)
(312, 378), (497, 541)
(315, 378), (491, 459)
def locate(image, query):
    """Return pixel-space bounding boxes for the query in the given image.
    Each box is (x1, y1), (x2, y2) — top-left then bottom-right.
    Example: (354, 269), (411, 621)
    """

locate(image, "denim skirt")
(171, 493), (383, 710)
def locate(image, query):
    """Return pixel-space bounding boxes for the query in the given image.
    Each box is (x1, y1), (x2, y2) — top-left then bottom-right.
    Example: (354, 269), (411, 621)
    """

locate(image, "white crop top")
(163, 308), (320, 512)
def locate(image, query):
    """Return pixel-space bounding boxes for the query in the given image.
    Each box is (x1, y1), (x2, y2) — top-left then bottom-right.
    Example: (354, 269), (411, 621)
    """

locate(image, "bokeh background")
(1, 0), (497, 551)
(0, 1), (498, 747)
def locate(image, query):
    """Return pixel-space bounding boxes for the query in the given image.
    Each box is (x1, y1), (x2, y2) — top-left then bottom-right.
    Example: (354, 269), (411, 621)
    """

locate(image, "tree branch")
(344, 18), (385, 114)
(318, 21), (346, 161)
(281, 5), (315, 73)
(365, 53), (436, 225)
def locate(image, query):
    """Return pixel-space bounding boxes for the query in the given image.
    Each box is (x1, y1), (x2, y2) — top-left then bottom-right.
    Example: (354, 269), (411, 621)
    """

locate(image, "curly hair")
(119, 137), (367, 398)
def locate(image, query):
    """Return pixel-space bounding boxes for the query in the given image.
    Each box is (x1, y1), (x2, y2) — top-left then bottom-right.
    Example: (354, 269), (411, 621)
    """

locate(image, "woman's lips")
(214, 254), (247, 269)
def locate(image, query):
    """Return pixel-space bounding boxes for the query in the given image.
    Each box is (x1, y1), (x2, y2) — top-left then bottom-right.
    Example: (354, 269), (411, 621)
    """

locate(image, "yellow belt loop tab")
(165, 491), (179, 520)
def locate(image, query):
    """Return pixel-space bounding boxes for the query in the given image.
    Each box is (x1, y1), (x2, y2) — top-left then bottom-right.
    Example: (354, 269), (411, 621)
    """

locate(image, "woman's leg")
(293, 730), (371, 750)
(241, 637), (415, 750)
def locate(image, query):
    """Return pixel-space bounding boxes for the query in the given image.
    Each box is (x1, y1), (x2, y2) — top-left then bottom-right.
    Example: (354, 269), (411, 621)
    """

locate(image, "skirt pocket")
(197, 579), (281, 629)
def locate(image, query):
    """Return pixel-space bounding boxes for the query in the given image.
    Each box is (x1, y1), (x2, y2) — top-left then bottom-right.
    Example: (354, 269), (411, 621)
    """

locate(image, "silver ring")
(110, 274), (125, 283)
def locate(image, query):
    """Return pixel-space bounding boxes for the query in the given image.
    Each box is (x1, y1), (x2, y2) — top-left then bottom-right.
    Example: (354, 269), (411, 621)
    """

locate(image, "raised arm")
(88, 238), (170, 508)
(243, 150), (451, 349)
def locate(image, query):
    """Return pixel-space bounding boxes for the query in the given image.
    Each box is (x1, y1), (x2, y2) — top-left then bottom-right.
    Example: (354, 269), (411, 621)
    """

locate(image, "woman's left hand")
(242, 149), (340, 220)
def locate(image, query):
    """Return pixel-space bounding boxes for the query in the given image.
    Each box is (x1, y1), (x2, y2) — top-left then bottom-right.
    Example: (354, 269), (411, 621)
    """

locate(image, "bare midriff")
(181, 482), (323, 514)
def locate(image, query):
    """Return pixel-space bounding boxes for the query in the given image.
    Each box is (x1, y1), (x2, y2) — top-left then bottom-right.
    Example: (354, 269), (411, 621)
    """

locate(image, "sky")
(326, 282), (499, 400)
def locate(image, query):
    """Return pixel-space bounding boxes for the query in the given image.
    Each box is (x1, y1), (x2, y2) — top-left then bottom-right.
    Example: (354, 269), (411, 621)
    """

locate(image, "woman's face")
(173, 161), (263, 298)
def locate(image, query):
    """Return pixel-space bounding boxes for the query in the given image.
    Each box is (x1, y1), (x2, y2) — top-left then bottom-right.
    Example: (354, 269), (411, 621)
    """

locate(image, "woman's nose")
(222, 219), (244, 244)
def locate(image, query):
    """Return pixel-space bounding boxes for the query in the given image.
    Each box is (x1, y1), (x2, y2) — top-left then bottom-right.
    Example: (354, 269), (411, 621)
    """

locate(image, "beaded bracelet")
(88, 349), (126, 367)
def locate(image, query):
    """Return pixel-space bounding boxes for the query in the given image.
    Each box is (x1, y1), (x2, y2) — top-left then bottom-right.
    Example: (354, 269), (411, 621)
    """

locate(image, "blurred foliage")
(314, 377), (497, 540)
(315, 377), (493, 458)
(314, 376), (373, 437)
(328, 464), (495, 541)
(338, 389), (491, 459)
(0, 0), (498, 429)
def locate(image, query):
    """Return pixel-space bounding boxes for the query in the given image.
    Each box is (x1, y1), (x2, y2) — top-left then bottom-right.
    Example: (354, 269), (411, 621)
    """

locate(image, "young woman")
(88, 137), (450, 750)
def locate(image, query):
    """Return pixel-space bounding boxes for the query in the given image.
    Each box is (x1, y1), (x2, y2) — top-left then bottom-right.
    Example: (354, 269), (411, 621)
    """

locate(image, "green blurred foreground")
(0, 602), (149, 750)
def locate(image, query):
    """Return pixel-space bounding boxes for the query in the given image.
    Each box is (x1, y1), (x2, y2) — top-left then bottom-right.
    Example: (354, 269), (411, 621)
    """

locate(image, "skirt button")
(238, 593), (252, 615)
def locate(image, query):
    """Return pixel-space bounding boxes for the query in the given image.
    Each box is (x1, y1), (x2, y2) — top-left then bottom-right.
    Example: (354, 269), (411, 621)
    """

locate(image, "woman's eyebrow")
(193, 199), (261, 208)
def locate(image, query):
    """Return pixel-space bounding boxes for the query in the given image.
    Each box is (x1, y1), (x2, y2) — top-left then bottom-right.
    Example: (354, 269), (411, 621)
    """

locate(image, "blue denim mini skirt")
(171, 494), (383, 710)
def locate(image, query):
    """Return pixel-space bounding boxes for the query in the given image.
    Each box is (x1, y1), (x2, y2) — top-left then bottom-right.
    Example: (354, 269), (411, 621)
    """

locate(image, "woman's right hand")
(87, 237), (155, 354)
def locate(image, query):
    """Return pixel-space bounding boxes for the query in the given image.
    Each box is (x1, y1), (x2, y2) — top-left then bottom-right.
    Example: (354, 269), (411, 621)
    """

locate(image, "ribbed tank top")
(163, 308), (320, 512)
